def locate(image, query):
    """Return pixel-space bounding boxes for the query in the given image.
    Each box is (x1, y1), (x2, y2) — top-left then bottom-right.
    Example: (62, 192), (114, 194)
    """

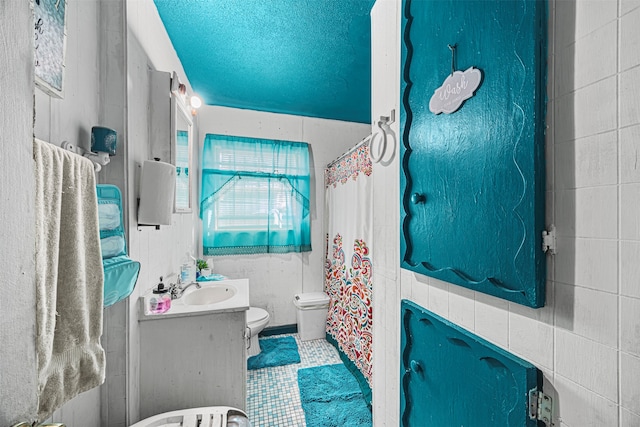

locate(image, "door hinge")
(542, 225), (557, 255)
(529, 388), (553, 426)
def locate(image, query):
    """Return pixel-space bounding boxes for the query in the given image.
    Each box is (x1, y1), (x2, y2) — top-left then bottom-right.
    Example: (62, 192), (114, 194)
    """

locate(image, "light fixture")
(189, 95), (202, 109)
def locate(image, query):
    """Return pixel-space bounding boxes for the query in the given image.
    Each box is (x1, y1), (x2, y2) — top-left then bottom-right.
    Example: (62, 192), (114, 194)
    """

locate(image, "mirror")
(172, 95), (192, 212)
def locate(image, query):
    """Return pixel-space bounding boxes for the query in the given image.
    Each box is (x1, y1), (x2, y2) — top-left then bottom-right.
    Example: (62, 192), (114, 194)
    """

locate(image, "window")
(200, 134), (311, 255)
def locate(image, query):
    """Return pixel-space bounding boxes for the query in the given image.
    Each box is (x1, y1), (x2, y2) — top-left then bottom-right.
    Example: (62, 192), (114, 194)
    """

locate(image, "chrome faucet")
(169, 277), (201, 300)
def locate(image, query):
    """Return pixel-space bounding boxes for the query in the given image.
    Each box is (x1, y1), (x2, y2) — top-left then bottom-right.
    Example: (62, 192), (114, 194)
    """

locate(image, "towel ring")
(369, 120), (388, 164)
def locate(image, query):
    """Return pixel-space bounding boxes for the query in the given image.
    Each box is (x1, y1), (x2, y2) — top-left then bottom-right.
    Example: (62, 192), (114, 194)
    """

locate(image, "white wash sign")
(429, 67), (482, 114)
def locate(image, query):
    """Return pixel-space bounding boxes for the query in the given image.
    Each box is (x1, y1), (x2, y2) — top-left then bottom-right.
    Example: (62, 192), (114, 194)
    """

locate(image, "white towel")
(33, 138), (106, 421)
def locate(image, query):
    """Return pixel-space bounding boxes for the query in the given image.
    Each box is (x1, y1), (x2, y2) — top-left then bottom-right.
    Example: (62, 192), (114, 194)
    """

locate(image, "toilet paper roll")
(138, 160), (176, 225)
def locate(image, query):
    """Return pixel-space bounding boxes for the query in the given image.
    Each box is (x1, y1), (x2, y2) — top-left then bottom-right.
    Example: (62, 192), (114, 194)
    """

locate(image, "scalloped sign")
(429, 67), (483, 114)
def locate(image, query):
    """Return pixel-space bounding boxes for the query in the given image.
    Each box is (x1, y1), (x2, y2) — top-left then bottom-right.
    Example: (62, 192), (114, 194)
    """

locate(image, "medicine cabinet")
(149, 70), (193, 213)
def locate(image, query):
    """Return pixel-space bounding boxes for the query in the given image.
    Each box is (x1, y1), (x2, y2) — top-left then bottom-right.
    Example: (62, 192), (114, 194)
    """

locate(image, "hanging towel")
(33, 138), (106, 421)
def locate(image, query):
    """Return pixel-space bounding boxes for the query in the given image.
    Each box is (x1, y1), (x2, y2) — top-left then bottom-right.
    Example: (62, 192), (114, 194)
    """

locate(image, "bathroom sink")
(182, 285), (237, 306)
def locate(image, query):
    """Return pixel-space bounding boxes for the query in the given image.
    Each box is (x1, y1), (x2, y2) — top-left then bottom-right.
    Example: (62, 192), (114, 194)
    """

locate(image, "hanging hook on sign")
(448, 43), (457, 75)
(429, 44), (483, 114)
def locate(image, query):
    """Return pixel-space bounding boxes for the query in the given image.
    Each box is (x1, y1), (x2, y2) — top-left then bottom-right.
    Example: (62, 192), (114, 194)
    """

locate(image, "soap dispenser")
(180, 252), (196, 283)
(149, 277), (171, 314)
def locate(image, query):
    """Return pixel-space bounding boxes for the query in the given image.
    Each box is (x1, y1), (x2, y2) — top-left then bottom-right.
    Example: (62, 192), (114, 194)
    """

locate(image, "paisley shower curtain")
(324, 143), (373, 398)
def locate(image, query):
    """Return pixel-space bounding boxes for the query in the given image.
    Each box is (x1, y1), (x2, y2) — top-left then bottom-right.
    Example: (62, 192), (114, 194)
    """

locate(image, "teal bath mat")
(247, 336), (301, 370)
(298, 364), (372, 427)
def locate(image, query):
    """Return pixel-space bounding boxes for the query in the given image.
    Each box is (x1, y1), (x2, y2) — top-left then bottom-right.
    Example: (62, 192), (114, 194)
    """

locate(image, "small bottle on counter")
(149, 277), (171, 314)
(180, 252), (196, 283)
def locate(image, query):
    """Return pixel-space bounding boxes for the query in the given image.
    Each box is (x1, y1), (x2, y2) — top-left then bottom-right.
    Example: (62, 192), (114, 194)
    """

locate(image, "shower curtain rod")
(326, 134), (373, 169)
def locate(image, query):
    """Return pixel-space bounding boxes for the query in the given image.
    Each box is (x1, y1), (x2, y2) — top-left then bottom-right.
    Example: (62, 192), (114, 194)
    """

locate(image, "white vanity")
(138, 279), (249, 420)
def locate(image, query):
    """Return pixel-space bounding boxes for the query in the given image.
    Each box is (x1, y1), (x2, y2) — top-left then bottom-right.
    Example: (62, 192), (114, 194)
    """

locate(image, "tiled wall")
(371, 0), (640, 425)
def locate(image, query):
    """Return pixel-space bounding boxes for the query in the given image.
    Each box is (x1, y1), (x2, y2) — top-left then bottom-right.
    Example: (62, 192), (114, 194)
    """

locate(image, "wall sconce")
(189, 95), (202, 109)
(189, 95), (202, 116)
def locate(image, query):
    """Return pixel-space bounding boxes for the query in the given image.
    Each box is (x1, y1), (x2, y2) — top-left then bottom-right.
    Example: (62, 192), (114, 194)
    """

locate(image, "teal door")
(400, 300), (542, 426)
(400, 0), (547, 308)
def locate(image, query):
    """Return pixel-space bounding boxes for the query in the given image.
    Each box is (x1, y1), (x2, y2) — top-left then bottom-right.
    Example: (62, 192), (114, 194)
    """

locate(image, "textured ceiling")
(153, 0), (374, 124)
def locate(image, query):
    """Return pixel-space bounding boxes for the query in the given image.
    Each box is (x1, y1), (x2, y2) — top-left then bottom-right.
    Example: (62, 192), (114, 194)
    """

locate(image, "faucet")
(169, 276), (201, 299)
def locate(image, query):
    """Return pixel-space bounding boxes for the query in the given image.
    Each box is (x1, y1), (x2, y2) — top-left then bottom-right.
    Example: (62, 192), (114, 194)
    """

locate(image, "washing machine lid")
(247, 307), (269, 323)
(294, 292), (330, 307)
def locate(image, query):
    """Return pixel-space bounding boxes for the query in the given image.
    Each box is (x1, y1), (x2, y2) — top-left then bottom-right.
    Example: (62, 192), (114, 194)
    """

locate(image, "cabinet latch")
(529, 388), (553, 426)
(542, 225), (557, 255)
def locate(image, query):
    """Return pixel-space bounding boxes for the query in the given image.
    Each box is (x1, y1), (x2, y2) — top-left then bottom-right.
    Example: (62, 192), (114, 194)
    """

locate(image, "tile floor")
(246, 333), (343, 427)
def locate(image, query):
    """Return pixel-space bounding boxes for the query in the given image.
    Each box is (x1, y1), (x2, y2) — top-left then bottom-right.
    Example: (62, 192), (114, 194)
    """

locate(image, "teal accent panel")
(400, 0), (547, 308)
(400, 300), (540, 426)
(153, 0), (374, 124)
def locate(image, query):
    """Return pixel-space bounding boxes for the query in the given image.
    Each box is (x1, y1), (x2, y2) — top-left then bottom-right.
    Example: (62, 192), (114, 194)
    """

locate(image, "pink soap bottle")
(149, 278), (171, 314)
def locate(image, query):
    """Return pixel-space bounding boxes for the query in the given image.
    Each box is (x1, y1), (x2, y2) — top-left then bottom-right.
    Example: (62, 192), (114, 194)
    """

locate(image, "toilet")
(130, 406), (250, 427)
(247, 307), (270, 357)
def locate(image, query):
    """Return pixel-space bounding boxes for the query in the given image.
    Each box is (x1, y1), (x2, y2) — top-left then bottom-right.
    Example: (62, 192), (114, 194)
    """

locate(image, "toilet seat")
(247, 307), (269, 325)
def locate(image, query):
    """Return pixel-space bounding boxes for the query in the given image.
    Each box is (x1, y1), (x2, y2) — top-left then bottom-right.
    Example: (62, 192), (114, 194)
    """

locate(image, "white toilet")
(247, 307), (270, 357)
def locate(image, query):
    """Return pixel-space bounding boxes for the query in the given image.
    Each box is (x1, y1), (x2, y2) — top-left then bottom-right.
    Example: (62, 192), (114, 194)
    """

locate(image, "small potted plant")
(196, 259), (211, 277)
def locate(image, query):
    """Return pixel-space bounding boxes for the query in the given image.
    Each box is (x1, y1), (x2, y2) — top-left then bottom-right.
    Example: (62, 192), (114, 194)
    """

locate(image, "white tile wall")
(474, 292), (510, 348)
(620, 296), (640, 357)
(621, 0), (640, 15)
(409, 270), (429, 306)
(427, 278), (449, 318)
(556, 329), (618, 402)
(619, 124), (640, 184)
(400, 268), (415, 301)
(555, 283), (618, 347)
(620, 352), (640, 415)
(574, 186), (618, 238)
(555, 189), (577, 236)
(620, 241), (640, 298)
(554, 374), (619, 427)
(372, 1), (640, 425)
(448, 285), (475, 331)
(574, 22), (618, 90)
(555, 237), (618, 293)
(619, 66), (640, 128)
(620, 183), (640, 240)
(576, 131), (618, 187)
(620, 6), (640, 72)
(621, 408), (640, 427)
(574, 0), (618, 40)
(573, 76), (618, 140)
(509, 312), (555, 371)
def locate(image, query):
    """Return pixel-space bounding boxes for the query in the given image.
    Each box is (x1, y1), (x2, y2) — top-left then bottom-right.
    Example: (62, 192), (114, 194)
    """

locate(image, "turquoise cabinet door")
(400, 300), (541, 426)
(400, 0), (547, 308)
